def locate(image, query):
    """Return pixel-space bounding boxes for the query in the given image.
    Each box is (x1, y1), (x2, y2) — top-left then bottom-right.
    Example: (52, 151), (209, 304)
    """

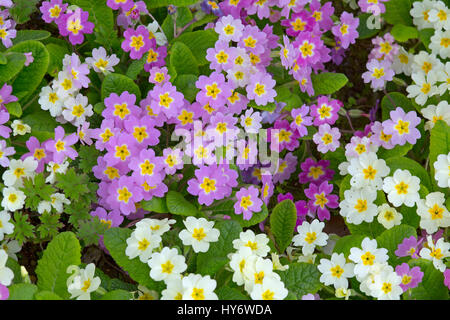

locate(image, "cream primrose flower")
(11, 120), (31, 136)
(392, 46), (413, 76)
(382, 169), (420, 207)
(349, 237), (389, 279)
(148, 247), (187, 282)
(317, 253), (355, 289)
(229, 247), (257, 286)
(417, 192), (450, 234)
(347, 152), (390, 190)
(125, 228), (162, 263)
(178, 217), (220, 253)
(181, 273), (218, 300)
(411, 51), (442, 76)
(135, 218), (176, 237)
(39, 84), (65, 117)
(147, 20), (168, 46)
(433, 152), (450, 188)
(250, 276), (288, 300)
(292, 219), (328, 255)
(406, 72), (438, 106)
(0, 211), (14, 241)
(339, 186), (378, 225)
(368, 269), (403, 300)
(335, 287), (352, 299)
(421, 101), (450, 131)
(410, 0), (436, 29)
(430, 29), (450, 59)
(67, 263), (101, 300)
(54, 70), (77, 97)
(242, 255), (281, 294)
(436, 61), (450, 94)
(297, 253), (317, 264)
(376, 203), (403, 229)
(2, 156), (38, 188)
(50, 192), (71, 213)
(45, 160), (69, 184)
(419, 236), (450, 272)
(232, 229), (270, 257)
(428, 1), (450, 30)
(161, 275), (184, 300)
(0, 249), (14, 286)
(1, 239), (21, 261)
(1, 187), (26, 212)
(358, 262), (394, 297)
(271, 253), (289, 271)
(37, 200), (52, 214)
(61, 93), (93, 127)
(135, 285), (159, 300)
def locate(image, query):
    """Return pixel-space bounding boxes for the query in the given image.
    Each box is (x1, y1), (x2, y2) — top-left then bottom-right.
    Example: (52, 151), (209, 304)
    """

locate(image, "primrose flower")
(304, 181), (339, 221)
(0, 250), (13, 286)
(21, 136), (48, 173)
(339, 187), (378, 225)
(433, 152), (450, 188)
(312, 124), (341, 154)
(395, 263), (423, 292)
(0, 20), (15, 48)
(311, 96), (341, 126)
(148, 247), (187, 282)
(369, 269), (403, 300)
(125, 228), (162, 263)
(292, 219), (329, 256)
(234, 186), (263, 220)
(0, 83), (17, 110)
(128, 148), (164, 187)
(2, 156), (38, 188)
(358, 0), (388, 15)
(347, 152), (390, 190)
(250, 277), (288, 301)
(298, 158), (334, 185)
(0, 211), (13, 241)
(62, 93), (93, 127)
(182, 274), (218, 300)
(332, 12), (359, 49)
(0, 140), (15, 168)
(240, 108), (262, 134)
(86, 47), (120, 74)
(122, 25), (153, 60)
(395, 236), (420, 259)
(124, 116), (160, 147)
(187, 165), (227, 206)
(268, 119), (300, 152)
(349, 238), (389, 279)
(39, 85), (64, 117)
(67, 263), (101, 300)
(428, 1), (450, 30)
(1, 187), (25, 212)
(0, 110), (12, 138)
(162, 148), (183, 175)
(196, 72), (232, 109)
(290, 105), (313, 137)
(317, 253), (355, 289)
(178, 216), (220, 253)
(293, 32), (323, 67)
(382, 107), (421, 146)
(281, 11), (316, 37)
(102, 91), (140, 129)
(135, 218), (176, 237)
(11, 120), (31, 136)
(40, 0), (68, 23)
(421, 101), (450, 131)
(377, 204), (403, 230)
(56, 8), (94, 45)
(45, 160), (69, 184)
(215, 14), (244, 42)
(106, 0), (134, 11)
(382, 169), (420, 208)
(406, 72), (438, 106)
(417, 192), (450, 234)
(232, 230), (270, 258)
(44, 126), (78, 164)
(419, 236), (450, 272)
(362, 59), (395, 90)
(107, 176), (143, 215)
(148, 66), (170, 86)
(150, 82), (185, 119)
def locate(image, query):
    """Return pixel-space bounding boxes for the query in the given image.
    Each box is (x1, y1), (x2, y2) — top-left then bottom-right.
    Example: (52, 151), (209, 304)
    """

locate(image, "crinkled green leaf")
(174, 74), (198, 102)
(405, 259), (449, 300)
(270, 199), (297, 253)
(0, 52), (26, 83)
(216, 286), (250, 300)
(276, 263), (321, 299)
(34, 291), (63, 300)
(170, 41), (199, 76)
(173, 29), (218, 66)
(100, 289), (133, 300)
(376, 225), (417, 265)
(46, 43), (70, 77)
(8, 283), (38, 300)
(166, 191), (199, 216)
(140, 196), (168, 214)
(381, 92), (416, 120)
(101, 73), (141, 101)
(13, 30), (51, 45)
(391, 24), (418, 42)
(333, 234), (367, 257)
(311, 72), (348, 96)
(382, 0), (413, 26)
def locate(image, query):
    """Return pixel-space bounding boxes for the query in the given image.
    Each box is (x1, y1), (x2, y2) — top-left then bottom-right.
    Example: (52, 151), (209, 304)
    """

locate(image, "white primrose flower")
(410, 0), (437, 30)
(412, 51), (442, 76)
(392, 46), (413, 76)
(39, 84), (65, 117)
(406, 72), (438, 106)
(228, 247), (257, 286)
(50, 193), (71, 213)
(382, 169), (421, 207)
(1, 239), (21, 261)
(135, 218), (176, 237)
(147, 21), (168, 46)
(368, 269), (403, 300)
(161, 275), (184, 300)
(125, 228), (162, 263)
(250, 276), (288, 301)
(433, 152), (450, 188)
(232, 229), (270, 257)
(417, 192), (450, 234)
(178, 217), (220, 253)
(240, 108), (262, 134)
(2, 156), (38, 188)
(67, 263), (101, 300)
(376, 203), (403, 230)
(0, 249), (14, 286)
(428, 1), (450, 30)
(85, 47), (120, 74)
(242, 256), (281, 294)
(421, 101), (450, 131)
(419, 236), (450, 272)
(0, 211), (14, 241)
(292, 219), (328, 255)
(54, 70), (77, 97)
(430, 29), (450, 59)
(181, 273), (218, 300)
(358, 262), (394, 297)
(339, 187), (378, 225)
(45, 160), (69, 184)
(148, 247), (187, 282)
(62, 93), (93, 127)
(349, 237), (389, 279)
(11, 120), (31, 136)
(347, 152), (390, 190)
(1, 187), (26, 212)
(135, 285), (159, 300)
(317, 253), (355, 290)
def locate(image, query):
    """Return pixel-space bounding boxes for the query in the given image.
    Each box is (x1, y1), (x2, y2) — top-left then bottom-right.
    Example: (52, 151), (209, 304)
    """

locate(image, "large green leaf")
(145, 0), (199, 9)
(34, 291), (63, 300)
(333, 234), (366, 257)
(100, 290), (133, 300)
(385, 157), (432, 192)
(103, 227), (164, 291)
(381, 92), (416, 120)
(391, 24), (418, 42)
(7, 40), (50, 103)
(13, 30), (51, 45)
(405, 259), (449, 300)
(216, 286), (250, 300)
(174, 74), (199, 102)
(377, 143), (413, 160)
(270, 199), (297, 253)
(375, 225), (417, 266)
(311, 72), (348, 96)
(35, 232), (81, 299)
(276, 263), (321, 299)
(101, 73), (141, 101)
(169, 41), (199, 76)
(140, 196), (168, 214)
(8, 283), (38, 300)
(0, 52), (26, 83)
(382, 0), (413, 26)
(173, 29), (219, 66)
(46, 43), (70, 77)
(196, 220), (242, 276)
(429, 120), (450, 192)
(166, 191), (199, 217)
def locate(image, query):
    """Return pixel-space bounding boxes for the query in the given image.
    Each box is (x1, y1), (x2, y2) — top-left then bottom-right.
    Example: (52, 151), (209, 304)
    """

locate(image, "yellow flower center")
(200, 177), (216, 194)
(363, 165), (377, 180)
(372, 68), (385, 79)
(33, 148), (46, 161)
(291, 18), (307, 31)
(114, 103), (130, 119)
(253, 83), (266, 96)
(245, 241), (258, 251)
(192, 228), (207, 241)
(243, 36), (256, 48)
(394, 181), (409, 194)
(161, 260), (175, 274)
(100, 128), (114, 143)
(321, 133), (333, 145)
(361, 251), (375, 265)
(240, 195), (253, 210)
(138, 238), (150, 251)
(340, 24), (349, 35)
(381, 282), (392, 294)
(130, 35), (145, 51)
(72, 104), (85, 118)
(428, 204), (444, 220)
(159, 93), (174, 108)
(55, 140), (65, 152)
(422, 62), (432, 74)
(117, 187), (132, 203)
(140, 160), (155, 175)
(314, 193), (328, 208)
(430, 248), (443, 260)
(48, 92), (59, 104)
(115, 145), (131, 161)
(81, 279), (91, 292)
(308, 166), (324, 180)
(394, 120), (409, 135)
(304, 232), (317, 244)
(402, 275), (412, 285)
(354, 199), (368, 213)
(261, 289), (275, 300)
(299, 41), (314, 58)
(254, 271), (264, 284)
(398, 54), (409, 64)
(191, 288), (205, 300)
(330, 265), (344, 278)
(95, 59), (109, 70)
(68, 19), (83, 35)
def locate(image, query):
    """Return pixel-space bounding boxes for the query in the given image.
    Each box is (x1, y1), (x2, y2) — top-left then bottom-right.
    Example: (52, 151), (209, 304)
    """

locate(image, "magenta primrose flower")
(281, 11), (316, 37)
(107, 0), (134, 12)
(102, 91), (140, 129)
(298, 158), (334, 185)
(103, 134), (138, 168)
(22, 136), (49, 173)
(332, 11), (359, 50)
(358, 0), (388, 15)
(196, 72), (232, 109)
(128, 148), (165, 187)
(0, 20), (16, 48)
(90, 207), (123, 229)
(0, 284), (9, 300)
(312, 124), (341, 153)
(293, 32), (323, 67)
(304, 181), (339, 221)
(56, 8), (94, 45)
(66, 53), (90, 89)
(395, 236), (421, 259)
(310, 0), (335, 31)
(273, 152), (297, 184)
(277, 192), (294, 203)
(162, 148), (184, 175)
(269, 119), (300, 152)
(107, 175), (143, 215)
(40, 0), (68, 23)
(290, 105), (313, 137)
(0, 83), (18, 109)
(0, 110), (11, 139)
(395, 263), (424, 292)
(187, 165), (228, 206)
(382, 107), (421, 146)
(0, 139), (14, 168)
(44, 126), (78, 164)
(150, 82), (185, 119)
(234, 186), (263, 220)
(311, 96), (341, 126)
(122, 25), (153, 60)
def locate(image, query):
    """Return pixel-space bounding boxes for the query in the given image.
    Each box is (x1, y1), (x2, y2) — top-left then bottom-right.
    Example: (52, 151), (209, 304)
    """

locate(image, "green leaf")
(101, 73), (141, 101)
(166, 191), (199, 216)
(126, 56), (147, 80)
(140, 196), (168, 214)
(7, 40), (50, 104)
(377, 143), (413, 160)
(103, 227), (165, 291)
(357, 13), (381, 40)
(76, 216), (109, 246)
(100, 289), (133, 300)
(275, 86), (302, 112)
(333, 234), (367, 257)
(46, 43), (70, 77)
(38, 213), (63, 239)
(6, 258), (22, 283)
(35, 232), (81, 299)
(270, 199), (297, 253)
(229, 202), (269, 228)
(382, 0), (413, 26)
(196, 220), (242, 276)
(55, 168), (90, 201)
(385, 157), (433, 192)
(173, 29), (218, 66)
(174, 74), (199, 102)
(11, 212), (35, 246)
(0, 52), (26, 83)
(429, 120), (450, 191)
(21, 174), (56, 210)
(162, 7), (194, 43)
(391, 24), (418, 42)
(418, 28), (435, 48)
(13, 30), (51, 45)
(34, 291), (63, 300)
(276, 263), (321, 299)
(145, 0), (199, 9)
(381, 92), (416, 120)
(4, 101), (22, 118)
(8, 283), (38, 300)
(216, 286), (250, 300)
(375, 225), (417, 265)
(311, 73), (348, 96)
(248, 100), (277, 112)
(9, 0), (39, 24)
(406, 259), (449, 300)
(0, 52), (6, 64)
(169, 41), (199, 76)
